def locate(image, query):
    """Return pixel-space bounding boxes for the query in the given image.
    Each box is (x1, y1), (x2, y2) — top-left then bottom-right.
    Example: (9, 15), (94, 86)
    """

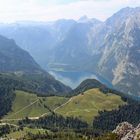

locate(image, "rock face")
(113, 122), (140, 140)
(96, 7), (140, 96)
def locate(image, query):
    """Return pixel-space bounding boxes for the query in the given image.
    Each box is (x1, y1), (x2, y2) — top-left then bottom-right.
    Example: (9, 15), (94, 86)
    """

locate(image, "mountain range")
(0, 35), (71, 95)
(0, 35), (43, 73)
(0, 7), (139, 96)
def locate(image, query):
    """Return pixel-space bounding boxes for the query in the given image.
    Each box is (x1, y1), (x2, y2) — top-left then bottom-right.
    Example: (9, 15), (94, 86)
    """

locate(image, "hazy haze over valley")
(0, 6), (140, 95)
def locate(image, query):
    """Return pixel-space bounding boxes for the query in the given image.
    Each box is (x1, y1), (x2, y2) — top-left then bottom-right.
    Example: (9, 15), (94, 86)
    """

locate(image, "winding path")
(12, 99), (39, 116)
(1, 99), (39, 122)
(54, 97), (73, 112)
(0, 97), (73, 122)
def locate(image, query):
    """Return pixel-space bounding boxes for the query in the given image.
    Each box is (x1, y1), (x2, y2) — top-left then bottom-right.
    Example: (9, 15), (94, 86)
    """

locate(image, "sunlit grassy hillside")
(4, 90), (68, 119)
(56, 88), (126, 123)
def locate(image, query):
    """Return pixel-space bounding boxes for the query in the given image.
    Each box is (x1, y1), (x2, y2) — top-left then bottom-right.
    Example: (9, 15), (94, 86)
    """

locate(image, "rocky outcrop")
(96, 7), (140, 96)
(113, 122), (140, 140)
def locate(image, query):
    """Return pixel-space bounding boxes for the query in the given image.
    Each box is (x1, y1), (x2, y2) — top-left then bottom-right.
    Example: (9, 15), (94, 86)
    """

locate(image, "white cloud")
(0, 0), (139, 23)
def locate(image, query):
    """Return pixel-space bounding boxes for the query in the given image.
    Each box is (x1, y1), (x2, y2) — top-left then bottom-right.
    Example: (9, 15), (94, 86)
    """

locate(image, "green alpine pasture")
(4, 90), (68, 120)
(3, 89), (126, 124)
(56, 88), (126, 123)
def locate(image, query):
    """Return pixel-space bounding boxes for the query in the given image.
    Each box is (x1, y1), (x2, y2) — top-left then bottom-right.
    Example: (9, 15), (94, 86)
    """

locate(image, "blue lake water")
(49, 70), (113, 89)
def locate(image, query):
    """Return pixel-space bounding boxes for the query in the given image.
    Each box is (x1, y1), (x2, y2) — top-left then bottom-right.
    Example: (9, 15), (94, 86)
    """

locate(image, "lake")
(49, 70), (113, 89)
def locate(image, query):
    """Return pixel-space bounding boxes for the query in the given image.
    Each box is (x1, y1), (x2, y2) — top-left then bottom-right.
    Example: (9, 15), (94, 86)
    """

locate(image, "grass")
(0, 88), (127, 139)
(5, 127), (50, 139)
(3, 89), (126, 124)
(56, 88), (126, 123)
(4, 90), (68, 120)
(5, 127), (84, 140)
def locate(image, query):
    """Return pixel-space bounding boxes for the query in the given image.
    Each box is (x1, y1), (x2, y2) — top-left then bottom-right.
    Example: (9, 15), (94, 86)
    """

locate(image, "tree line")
(18, 113), (88, 131)
(93, 102), (140, 131)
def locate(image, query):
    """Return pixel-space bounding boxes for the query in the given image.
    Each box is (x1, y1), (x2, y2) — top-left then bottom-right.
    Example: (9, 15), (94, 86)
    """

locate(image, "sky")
(0, 0), (140, 23)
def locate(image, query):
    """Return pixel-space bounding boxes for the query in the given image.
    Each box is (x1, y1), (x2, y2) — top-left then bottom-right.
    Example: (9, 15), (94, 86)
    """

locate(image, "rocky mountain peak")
(106, 7), (140, 30)
(78, 16), (101, 24)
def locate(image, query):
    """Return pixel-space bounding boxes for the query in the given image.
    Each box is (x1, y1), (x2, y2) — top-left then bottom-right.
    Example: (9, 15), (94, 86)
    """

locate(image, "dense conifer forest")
(93, 103), (140, 131)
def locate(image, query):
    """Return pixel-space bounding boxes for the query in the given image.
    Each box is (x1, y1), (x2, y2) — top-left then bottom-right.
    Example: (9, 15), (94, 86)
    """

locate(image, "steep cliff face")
(113, 122), (140, 140)
(96, 7), (140, 96)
